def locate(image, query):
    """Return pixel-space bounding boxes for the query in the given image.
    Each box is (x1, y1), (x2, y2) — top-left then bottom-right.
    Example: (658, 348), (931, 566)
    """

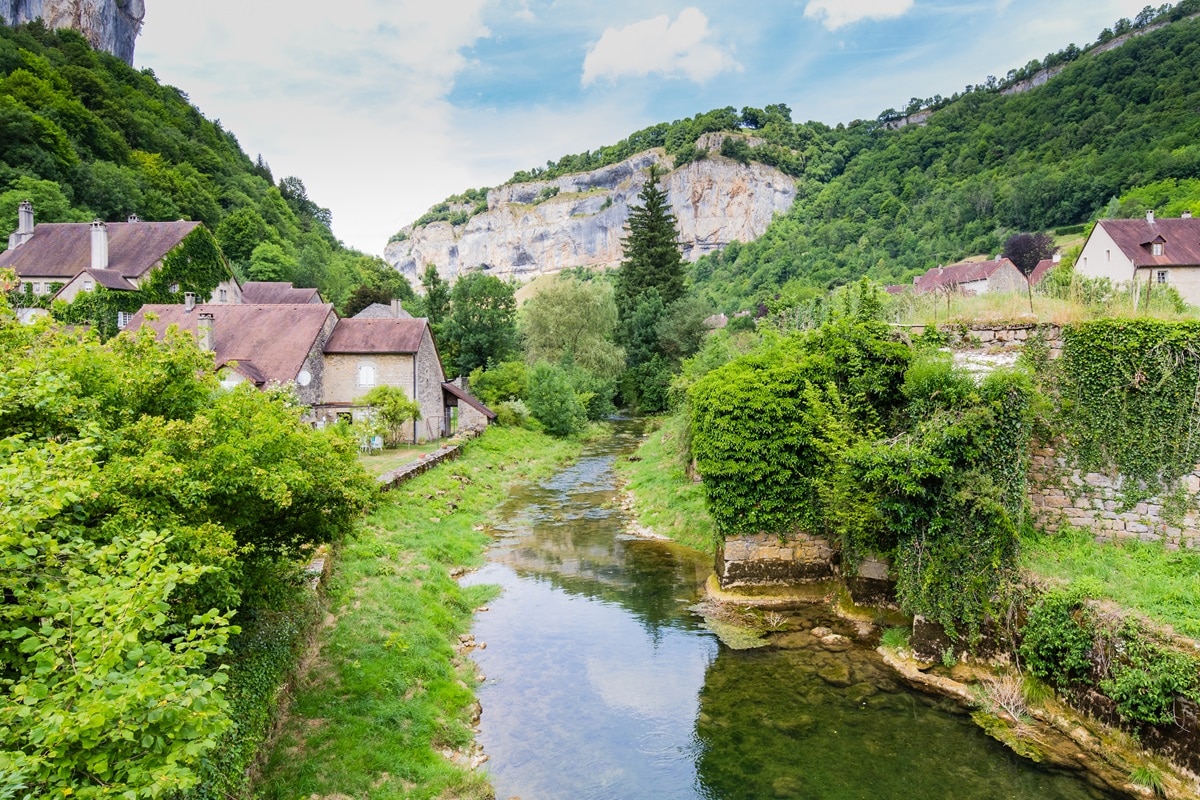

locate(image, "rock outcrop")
(384, 144), (796, 286)
(1, 0), (144, 65)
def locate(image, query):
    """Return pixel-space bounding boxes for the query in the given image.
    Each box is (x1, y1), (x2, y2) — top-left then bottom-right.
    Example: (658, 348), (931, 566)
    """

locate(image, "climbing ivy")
(1058, 320), (1200, 496)
(53, 226), (229, 340)
(689, 323), (1035, 640)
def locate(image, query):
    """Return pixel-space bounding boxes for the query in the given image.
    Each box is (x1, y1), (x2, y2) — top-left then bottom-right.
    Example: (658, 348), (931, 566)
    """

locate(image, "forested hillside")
(0, 20), (408, 311)
(692, 8), (1200, 310)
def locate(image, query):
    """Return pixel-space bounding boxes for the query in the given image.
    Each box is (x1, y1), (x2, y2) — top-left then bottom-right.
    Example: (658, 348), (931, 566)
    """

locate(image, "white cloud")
(137, 1), (493, 254)
(581, 7), (740, 86)
(803, 0), (915, 30)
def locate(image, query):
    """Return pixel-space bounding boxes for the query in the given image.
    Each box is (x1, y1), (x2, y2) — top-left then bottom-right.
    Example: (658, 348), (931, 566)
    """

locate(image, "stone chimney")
(391, 298), (403, 317)
(184, 292), (196, 312)
(1147, 210), (1156, 224)
(127, 213), (140, 223)
(1184, 211), (1194, 219)
(7, 200), (35, 251)
(197, 312), (214, 352)
(90, 220), (109, 270)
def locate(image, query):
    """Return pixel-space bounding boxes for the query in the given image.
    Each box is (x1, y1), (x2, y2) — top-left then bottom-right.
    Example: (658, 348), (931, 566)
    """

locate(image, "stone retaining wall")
(377, 431), (482, 491)
(891, 322), (1065, 358)
(716, 531), (836, 589)
(1029, 445), (1200, 548)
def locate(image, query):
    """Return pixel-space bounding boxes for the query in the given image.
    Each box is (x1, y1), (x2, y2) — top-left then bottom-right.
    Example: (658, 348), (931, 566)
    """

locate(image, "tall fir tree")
(615, 163), (685, 318)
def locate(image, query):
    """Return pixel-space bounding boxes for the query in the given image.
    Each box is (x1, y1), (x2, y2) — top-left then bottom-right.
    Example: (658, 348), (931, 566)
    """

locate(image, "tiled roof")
(81, 268), (137, 291)
(127, 303), (335, 385)
(0, 221), (201, 279)
(324, 318), (429, 354)
(241, 281), (321, 304)
(1098, 218), (1200, 266)
(913, 258), (1018, 294)
(442, 382), (497, 420)
(353, 302), (412, 319)
(1028, 259), (1058, 286)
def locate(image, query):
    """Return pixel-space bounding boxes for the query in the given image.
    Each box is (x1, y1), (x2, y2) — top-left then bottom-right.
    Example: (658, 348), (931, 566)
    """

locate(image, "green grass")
(357, 441), (447, 477)
(1022, 526), (1200, 639)
(617, 413), (717, 554)
(254, 426), (582, 799)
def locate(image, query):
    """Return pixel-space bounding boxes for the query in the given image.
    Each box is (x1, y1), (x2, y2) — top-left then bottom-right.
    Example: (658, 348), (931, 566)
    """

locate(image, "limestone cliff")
(384, 141), (796, 286)
(1, 0), (144, 64)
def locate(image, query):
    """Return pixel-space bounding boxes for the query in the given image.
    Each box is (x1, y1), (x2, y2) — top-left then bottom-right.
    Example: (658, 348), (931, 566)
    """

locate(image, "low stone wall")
(891, 322), (1064, 358)
(1030, 445), (1200, 548)
(716, 531), (836, 589)
(378, 443), (463, 490)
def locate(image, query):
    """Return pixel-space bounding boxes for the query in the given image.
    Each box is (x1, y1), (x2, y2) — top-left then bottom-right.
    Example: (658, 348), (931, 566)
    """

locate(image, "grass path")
(254, 427), (581, 799)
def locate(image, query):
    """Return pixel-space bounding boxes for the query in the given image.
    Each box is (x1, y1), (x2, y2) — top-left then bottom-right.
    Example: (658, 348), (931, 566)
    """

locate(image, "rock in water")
(0, 0), (145, 65)
(384, 140), (797, 286)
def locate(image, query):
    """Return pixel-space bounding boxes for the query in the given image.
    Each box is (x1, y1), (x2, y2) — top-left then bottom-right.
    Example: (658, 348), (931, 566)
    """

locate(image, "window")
(117, 311), (132, 329)
(83, 279), (93, 291)
(169, 282), (180, 293)
(218, 288), (228, 302)
(32, 282), (42, 295)
(1105, 249), (1111, 262)
(1157, 270), (1169, 284)
(357, 363), (376, 387)
(1152, 243), (1164, 256)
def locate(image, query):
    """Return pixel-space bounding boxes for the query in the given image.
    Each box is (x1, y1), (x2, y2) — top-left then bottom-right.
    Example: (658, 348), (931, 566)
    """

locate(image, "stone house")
(127, 301), (492, 441)
(1076, 212), (1200, 304)
(127, 298), (337, 407)
(0, 201), (241, 327)
(911, 257), (1027, 295)
(320, 318), (450, 441)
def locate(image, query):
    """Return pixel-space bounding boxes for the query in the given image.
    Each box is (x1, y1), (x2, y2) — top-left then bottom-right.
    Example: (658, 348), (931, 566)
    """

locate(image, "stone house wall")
(716, 531), (836, 589)
(413, 328), (447, 441)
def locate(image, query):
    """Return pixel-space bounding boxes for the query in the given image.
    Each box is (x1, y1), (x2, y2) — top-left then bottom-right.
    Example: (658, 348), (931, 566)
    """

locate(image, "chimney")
(1147, 210), (1156, 224)
(1184, 211), (1194, 219)
(391, 298), (402, 317)
(184, 292), (196, 312)
(90, 220), (109, 270)
(197, 312), (214, 352)
(1052, 252), (1061, 263)
(7, 199), (35, 251)
(127, 213), (140, 223)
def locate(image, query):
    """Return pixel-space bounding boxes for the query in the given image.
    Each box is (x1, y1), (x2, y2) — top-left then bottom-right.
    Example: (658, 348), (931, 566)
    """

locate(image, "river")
(462, 423), (1117, 800)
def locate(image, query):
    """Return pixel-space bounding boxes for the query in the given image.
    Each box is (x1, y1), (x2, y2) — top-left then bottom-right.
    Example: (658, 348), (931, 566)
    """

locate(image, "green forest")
(0, 20), (409, 312)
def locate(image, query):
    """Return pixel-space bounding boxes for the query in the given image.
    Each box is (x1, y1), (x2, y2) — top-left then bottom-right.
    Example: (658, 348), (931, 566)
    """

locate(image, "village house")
(1076, 212), (1200, 304)
(127, 298), (493, 441)
(910, 257), (1026, 295)
(0, 201), (241, 319)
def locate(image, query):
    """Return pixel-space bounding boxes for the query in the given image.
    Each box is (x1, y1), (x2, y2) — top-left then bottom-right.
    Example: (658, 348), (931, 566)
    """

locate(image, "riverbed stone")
(819, 634), (853, 652)
(818, 661), (853, 687)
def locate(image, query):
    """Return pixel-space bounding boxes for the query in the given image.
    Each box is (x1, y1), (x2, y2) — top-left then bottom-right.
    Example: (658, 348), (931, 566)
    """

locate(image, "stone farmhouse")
(128, 297), (493, 440)
(0, 201), (242, 320)
(910, 257), (1027, 295)
(1076, 212), (1200, 305)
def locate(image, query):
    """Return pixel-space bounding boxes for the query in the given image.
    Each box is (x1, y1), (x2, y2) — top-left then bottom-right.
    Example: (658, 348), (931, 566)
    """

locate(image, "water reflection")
(464, 424), (1115, 800)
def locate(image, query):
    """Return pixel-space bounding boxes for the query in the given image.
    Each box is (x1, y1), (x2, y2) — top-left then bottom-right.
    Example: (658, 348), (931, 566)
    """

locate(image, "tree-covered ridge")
(0, 20), (407, 312)
(691, 9), (1200, 311)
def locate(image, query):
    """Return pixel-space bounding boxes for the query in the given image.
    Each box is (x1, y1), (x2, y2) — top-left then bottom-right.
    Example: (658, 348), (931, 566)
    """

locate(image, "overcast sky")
(137, 0), (1154, 256)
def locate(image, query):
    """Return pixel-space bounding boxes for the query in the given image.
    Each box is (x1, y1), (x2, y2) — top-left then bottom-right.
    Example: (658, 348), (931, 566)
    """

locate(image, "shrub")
(495, 399), (531, 428)
(527, 362), (586, 437)
(1019, 589), (1095, 689)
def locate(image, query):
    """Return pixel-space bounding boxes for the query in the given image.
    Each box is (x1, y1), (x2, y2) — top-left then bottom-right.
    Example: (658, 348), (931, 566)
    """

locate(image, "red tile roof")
(0, 221), (201, 279)
(241, 281), (321, 304)
(913, 258), (1019, 294)
(127, 303), (335, 385)
(323, 318), (430, 354)
(1097, 218), (1200, 267)
(1028, 259), (1058, 286)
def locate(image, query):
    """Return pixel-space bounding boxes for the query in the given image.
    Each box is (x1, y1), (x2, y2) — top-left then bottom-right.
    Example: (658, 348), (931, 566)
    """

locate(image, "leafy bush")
(1100, 624), (1200, 725)
(495, 399), (531, 428)
(1019, 589), (1095, 689)
(527, 361), (587, 437)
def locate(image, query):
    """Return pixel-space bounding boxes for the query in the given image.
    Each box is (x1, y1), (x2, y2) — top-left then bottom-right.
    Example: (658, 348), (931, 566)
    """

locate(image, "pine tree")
(615, 163), (685, 318)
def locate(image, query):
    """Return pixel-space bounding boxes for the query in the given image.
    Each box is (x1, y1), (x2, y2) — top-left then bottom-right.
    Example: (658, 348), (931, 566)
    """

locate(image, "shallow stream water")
(463, 422), (1117, 800)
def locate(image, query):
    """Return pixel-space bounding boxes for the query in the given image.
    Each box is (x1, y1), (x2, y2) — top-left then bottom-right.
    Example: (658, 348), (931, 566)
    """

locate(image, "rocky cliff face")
(1, 0), (144, 64)
(384, 144), (796, 286)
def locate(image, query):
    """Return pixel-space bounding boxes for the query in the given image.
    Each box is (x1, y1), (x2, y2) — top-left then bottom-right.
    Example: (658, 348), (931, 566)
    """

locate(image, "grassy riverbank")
(1022, 526), (1200, 639)
(617, 414), (717, 554)
(253, 426), (582, 799)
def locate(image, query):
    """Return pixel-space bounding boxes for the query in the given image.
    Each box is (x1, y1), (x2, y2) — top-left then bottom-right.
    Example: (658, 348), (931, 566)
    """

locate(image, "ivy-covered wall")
(51, 226), (230, 340)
